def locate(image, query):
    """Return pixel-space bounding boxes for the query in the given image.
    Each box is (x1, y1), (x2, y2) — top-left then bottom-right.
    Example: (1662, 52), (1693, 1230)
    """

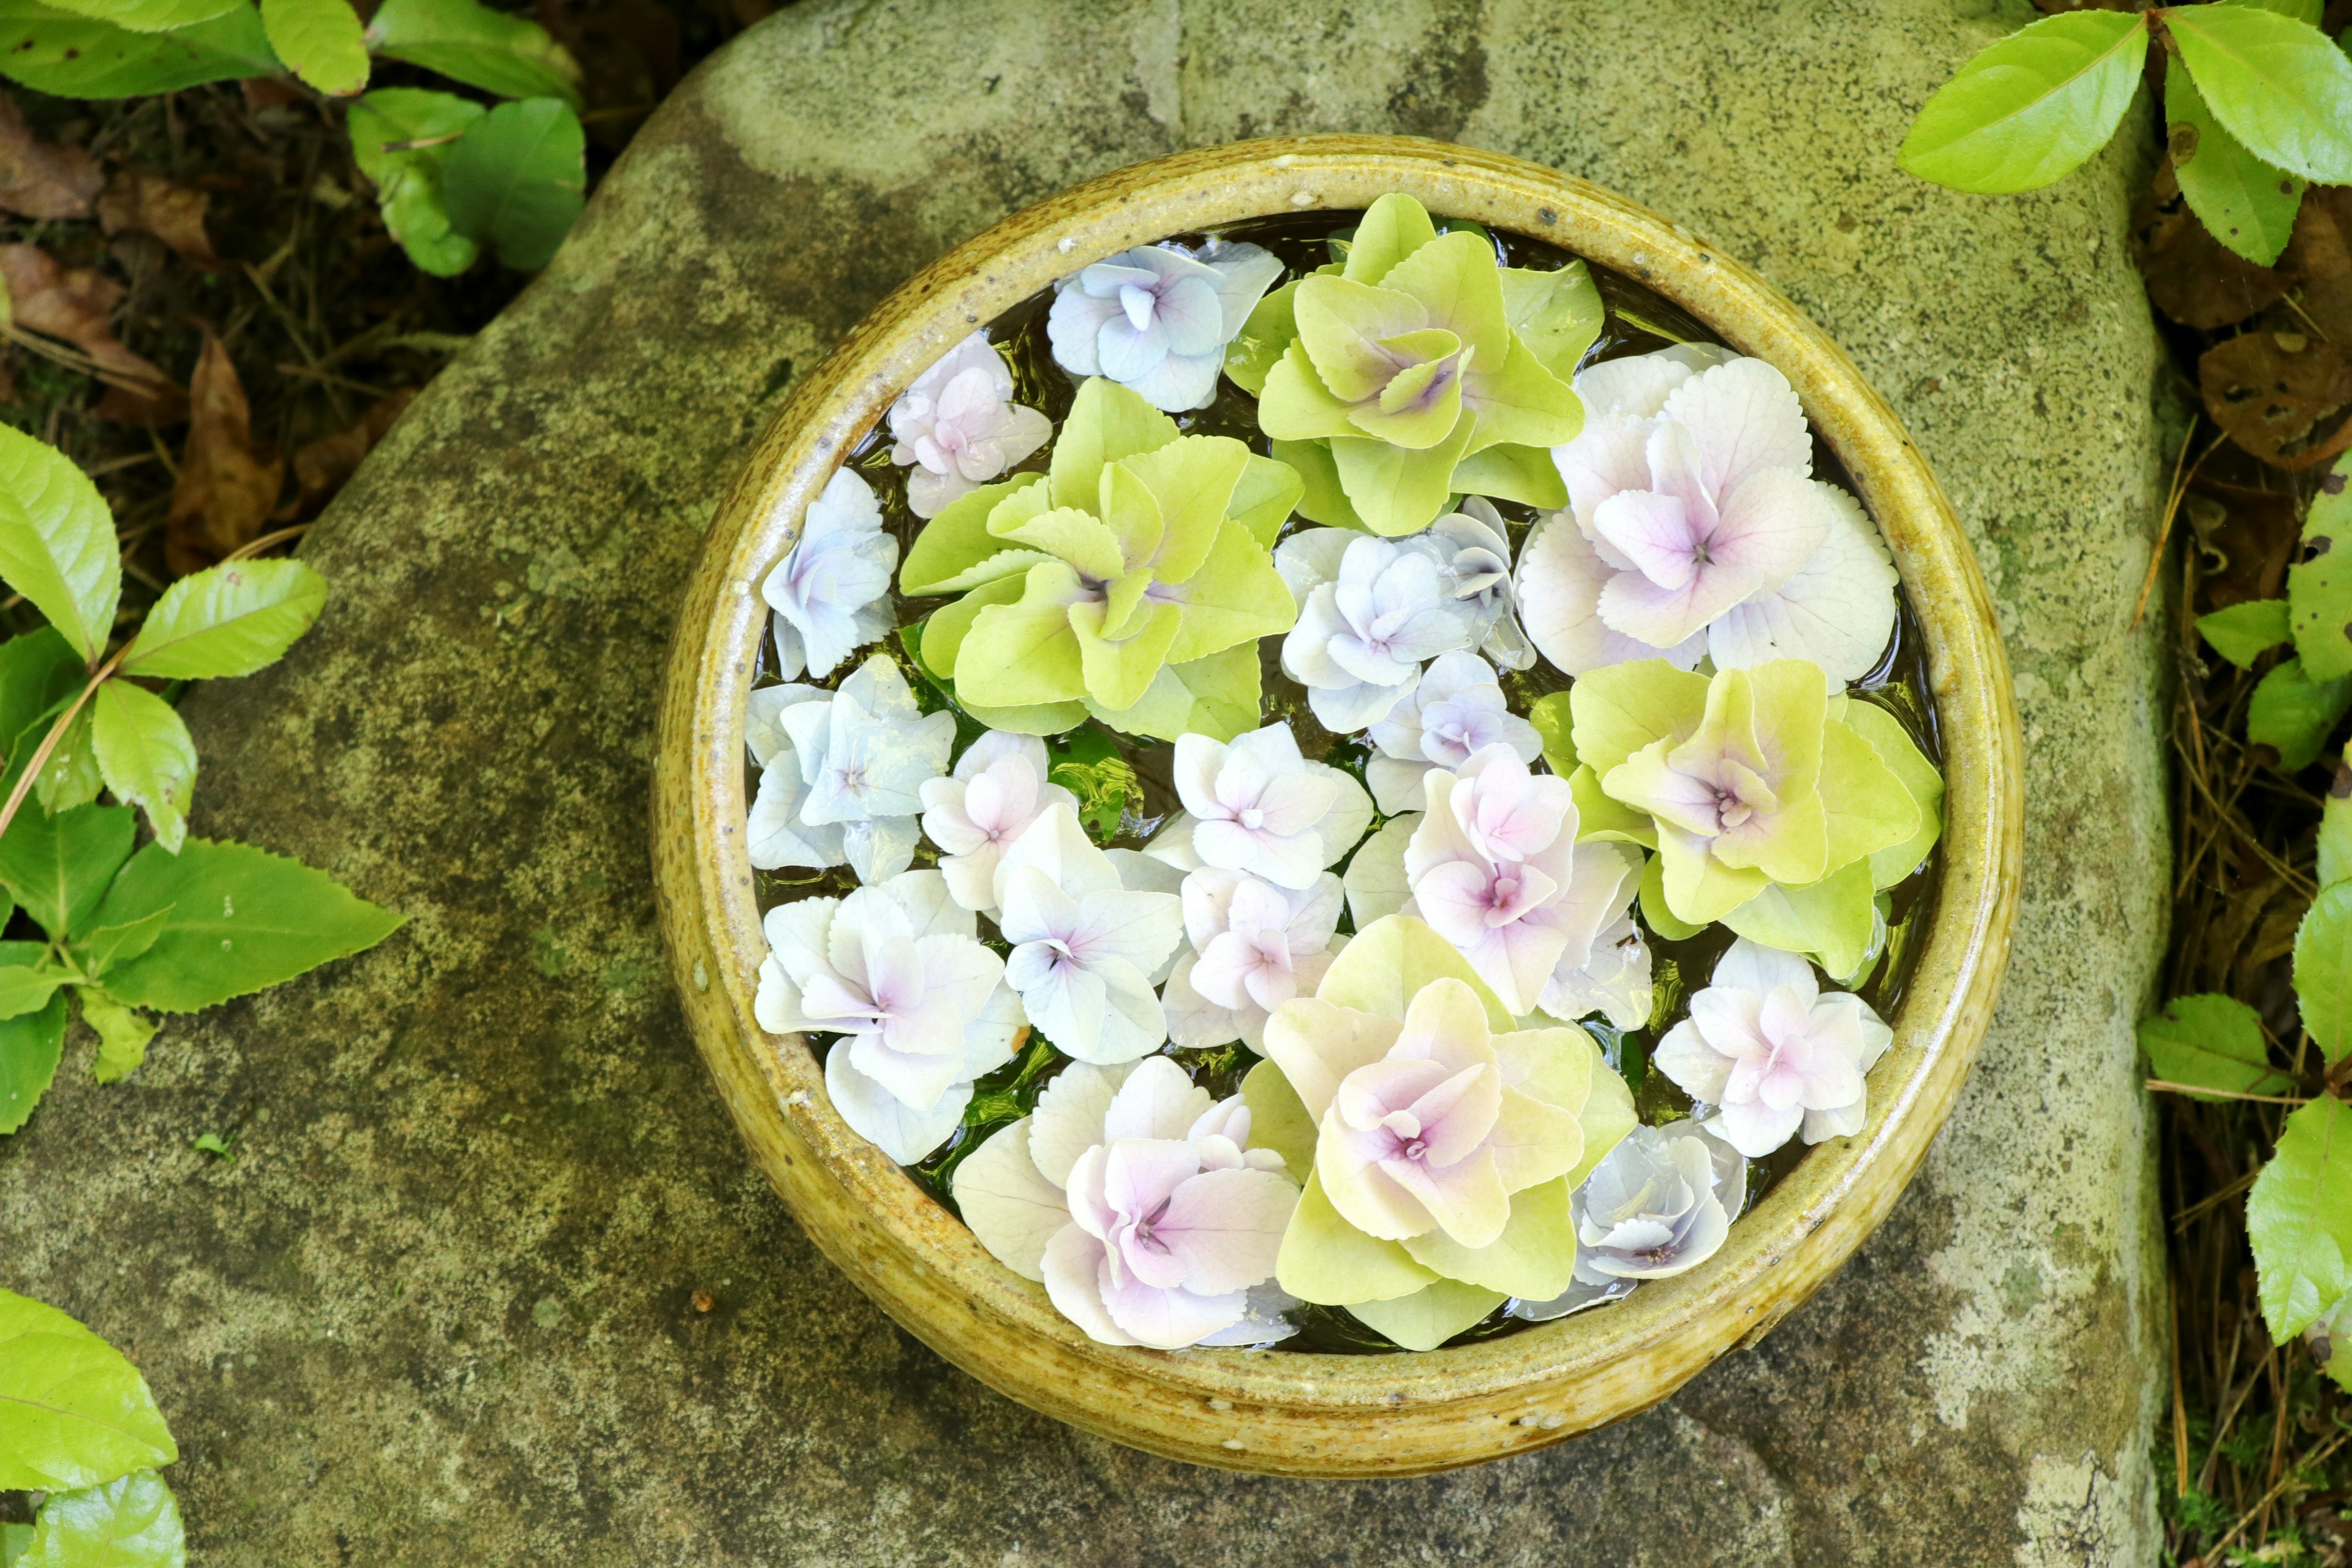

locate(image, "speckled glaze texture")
(653, 137), (2026, 1477)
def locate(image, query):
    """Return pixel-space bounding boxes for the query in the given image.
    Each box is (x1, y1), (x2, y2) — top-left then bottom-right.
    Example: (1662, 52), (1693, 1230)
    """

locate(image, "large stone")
(0, 1), (2173, 1561)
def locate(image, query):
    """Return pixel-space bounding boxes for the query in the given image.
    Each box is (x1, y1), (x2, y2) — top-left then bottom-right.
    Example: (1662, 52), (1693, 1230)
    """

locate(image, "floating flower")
(1365, 650), (1542, 816)
(1518, 347), (1899, 680)
(761, 468), (900, 680)
(756, 869), (1023, 1163)
(1654, 939), (1894, 1157)
(994, 803), (1185, 1064)
(745, 683), (845, 872)
(1404, 745), (1643, 1019)
(1245, 916), (1635, 1351)
(1142, 722), (1372, 892)
(917, 729), (1078, 914)
(1163, 868), (1346, 1050)
(750, 654), (956, 884)
(1278, 529), (1480, 733)
(1542, 913), (1654, 1031)
(1512, 1120), (1744, 1321)
(1047, 240), (1284, 412)
(1430, 499), (1534, 670)
(898, 377), (1301, 741)
(952, 1056), (1300, 1348)
(887, 331), (1052, 519)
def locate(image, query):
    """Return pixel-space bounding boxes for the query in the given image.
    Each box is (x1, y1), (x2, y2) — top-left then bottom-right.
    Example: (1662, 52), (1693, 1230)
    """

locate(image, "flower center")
(1237, 805), (1265, 831)
(1714, 787), (1751, 829)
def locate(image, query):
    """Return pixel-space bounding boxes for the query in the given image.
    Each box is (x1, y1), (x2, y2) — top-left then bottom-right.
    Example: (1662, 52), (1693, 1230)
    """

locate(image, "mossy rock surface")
(0, 0), (2171, 1561)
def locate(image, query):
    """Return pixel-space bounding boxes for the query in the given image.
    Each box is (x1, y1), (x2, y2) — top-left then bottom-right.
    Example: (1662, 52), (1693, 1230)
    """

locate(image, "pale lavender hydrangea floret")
(1511, 1120), (1744, 1321)
(1430, 498), (1534, 671)
(748, 655), (955, 884)
(1162, 867), (1346, 1050)
(1653, 939), (1895, 1158)
(761, 468), (899, 680)
(993, 804), (1184, 1065)
(1143, 722), (1373, 892)
(1047, 239), (1284, 412)
(917, 730), (1078, 916)
(886, 331), (1052, 518)
(1365, 650), (1542, 816)
(1278, 529), (1480, 733)
(1543, 913), (1655, 1031)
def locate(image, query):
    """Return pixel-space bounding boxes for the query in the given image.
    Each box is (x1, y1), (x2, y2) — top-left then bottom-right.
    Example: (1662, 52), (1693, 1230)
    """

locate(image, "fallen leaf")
(2279, 184), (2352, 347)
(2134, 156), (2294, 330)
(240, 75), (305, 112)
(290, 386), (412, 515)
(2200, 325), (2352, 471)
(2190, 475), (2304, 611)
(97, 171), (217, 265)
(0, 88), (99, 221)
(0, 243), (184, 422)
(167, 331), (284, 574)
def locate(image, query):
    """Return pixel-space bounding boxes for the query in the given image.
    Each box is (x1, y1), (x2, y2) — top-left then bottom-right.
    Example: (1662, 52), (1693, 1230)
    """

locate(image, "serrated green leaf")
(0, 1288), (176, 1490)
(346, 88), (483, 277)
(2324, 750), (2352, 887)
(2251, 1096), (2352, 1339)
(91, 684), (194, 854)
(120, 559), (326, 680)
(2139, 992), (2296, 1098)
(2248, 654), (2352, 771)
(39, 0), (230, 33)
(2169, 3), (2352, 185)
(2201, 597), (2294, 669)
(22, 1468), (184, 1567)
(2224, 0), (2323, 25)
(0, 963), (61, 1134)
(83, 992), (158, 1084)
(0, 0), (274, 96)
(1898, 10), (2149, 194)
(2293, 458), (2352, 679)
(0, 802), (134, 937)
(363, 0), (578, 104)
(0, 628), (86, 797)
(2166, 61), (2305, 266)
(89, 837), (401, 1013)
(439, 97), (585, 272)
(0, 965), (66, 1021)
(0, 426), (119, 663)
(35, 707), (102, 816)
(71, 907), (170, 980)
(2297, 881), (2352, 1063)
(3, 1520), (30, 1565)
(260, 0), (362, 92)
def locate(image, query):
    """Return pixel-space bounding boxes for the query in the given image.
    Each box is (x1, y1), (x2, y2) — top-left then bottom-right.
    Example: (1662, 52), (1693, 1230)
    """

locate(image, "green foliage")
(348, 89), (485, 277)
(2250, 1096), (2352, 1339)
(19, 1469), (185, 1567)
(0, 424), (119, 665)
(439, 97), (586, 272)
(90, 682), (195, 854)
(0, 971), (62, 1134)
(258, 0), (364, 94)
(2248, 655), (2352, 771)
(0, 804), (136, 936)
(2165, 64), (2306, 266)
(0, 0), (273, 95)
(1044, 725), (1135, 840)
(2199, 597), (2293, 669)
(363, 0), (581, 107)
(39, 0), (233, 35)
(120, 560), (328, 681)
(2296, 882), (2352, 1063)
(2138, 992), (2297, 1098)
(1897, 11), (2150, 194)
(2166, 3), (2352, 185)
(0, 1289), (176, 1491)
(2291, 457), (2352, 681)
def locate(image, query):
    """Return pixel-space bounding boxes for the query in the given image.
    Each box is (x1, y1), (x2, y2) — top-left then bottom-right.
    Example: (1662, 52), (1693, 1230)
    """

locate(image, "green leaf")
(34, 707), (101, 817)
(0, 966), (66, 1021)
(2297, 881), (2352, 1063)
(2251, 1096), (2352, 1338)
(2165, 62), (2305, 266)
(119, 559), (326, 680)
(2292, 458), (2352, 679)
(0, 1288), (176, 1490)
(0, 970), (63, 1134)
(1499, 261), (1605, 382)
(1529, 690), (1576, 775)
(0, 0), (275, 96)
(2250, 654), (2352, 771)
(0, 628), (87, 796)
(1897, 10), (2149, 194)
(2201, 597), (2294, 669)
(2225, 0), (2323, 25)
(39, 0), (231, 34)
(0, 425), (119, 664)
(2324, 748), (2352, 887)
(1344, 1278), (1506, 1352)
(1221, 279), (1297, 398)
(83, 992), (158, 1084)
(91, 683), (194, 854)
(2138, 993), (2296, 1099)
(438, 97), (585, 272)
(21, 1469), (185, 1568)
(347, 88), (484, 277)
(362, 0), (579, 105)
(71, 907), (171, 979)
(2169, 3), (2352, 184)
(0, 802), (134, 936)
(259, 0), (361, 91)
(3, 1521), (29, 1566)
(89, 837), (402, 1014)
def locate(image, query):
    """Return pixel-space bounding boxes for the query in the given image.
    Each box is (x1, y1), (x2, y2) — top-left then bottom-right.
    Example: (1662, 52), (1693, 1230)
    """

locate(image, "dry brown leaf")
(291, 386), (413, 516)
(0, 243), (184, 422)
(2279, 185), (2352, 347)
(97, 171), (216, 265)
(167, 331), (282, 574)
(2199, 326), (2352, 471)
(0, 89), (99, 221)
(2187, 475), (2303, 610)
(2133, 157), (2294, 330)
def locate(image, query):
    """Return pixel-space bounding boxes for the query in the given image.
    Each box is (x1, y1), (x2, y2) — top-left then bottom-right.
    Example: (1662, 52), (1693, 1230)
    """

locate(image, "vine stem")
(0, 646), (130, 846)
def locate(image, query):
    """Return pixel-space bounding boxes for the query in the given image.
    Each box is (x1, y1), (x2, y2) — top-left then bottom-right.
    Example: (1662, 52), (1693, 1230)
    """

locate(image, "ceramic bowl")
(652, 134), (2023, 1478)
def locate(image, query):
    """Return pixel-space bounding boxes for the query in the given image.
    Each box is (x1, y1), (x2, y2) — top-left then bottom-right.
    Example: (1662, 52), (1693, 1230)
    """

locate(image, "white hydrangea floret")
(918, 729), (1078, 916)
(995, 804), (1185, 1065)
(750, 654), (955, 884)
(1162, 867), (1346, 1050)
(886, 331), (1052, 519)
(756, 869), (1024, 1164)
(952, 1057), (1301, 1349)
(761, 468), (900, 681)
(1653, 939), (1895, 1158)
(1430, 498), (1534, 671)
(1517, 345), (1899, 681)
(1512, 1119), (1743, 1321)
(1543, 913), (1655, 1031)
(1142, 722), (1373, 891)
(1046, 240), (1284, 412)
(1277, 529), (1480, 733)
(1364, 650), (1542, 816)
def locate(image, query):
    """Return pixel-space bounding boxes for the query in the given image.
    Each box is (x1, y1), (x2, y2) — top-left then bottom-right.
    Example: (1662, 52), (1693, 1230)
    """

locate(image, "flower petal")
(950, 1115), (1069, 1281)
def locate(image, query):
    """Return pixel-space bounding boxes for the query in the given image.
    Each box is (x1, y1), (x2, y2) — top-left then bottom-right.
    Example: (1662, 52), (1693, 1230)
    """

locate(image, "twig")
(0, 646), (128, 844)
(2174, 1287), (2193, 1496)
(273, 361), (388, 397)
(223, 524), (309, 563)
(2134, 418), (2204, 630)
(2195, 1428), (2350, 1565)
(2147, 1080), (2312, 1106)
